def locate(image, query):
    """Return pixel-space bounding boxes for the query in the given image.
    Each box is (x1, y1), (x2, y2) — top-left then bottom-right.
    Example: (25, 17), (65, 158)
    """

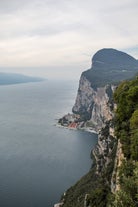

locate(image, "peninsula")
(56, 48), (138, 207)
(0, 72), (44, 85)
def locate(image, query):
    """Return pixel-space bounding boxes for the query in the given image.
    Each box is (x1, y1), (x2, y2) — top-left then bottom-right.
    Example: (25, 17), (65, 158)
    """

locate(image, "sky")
(0, 0), (138, 80)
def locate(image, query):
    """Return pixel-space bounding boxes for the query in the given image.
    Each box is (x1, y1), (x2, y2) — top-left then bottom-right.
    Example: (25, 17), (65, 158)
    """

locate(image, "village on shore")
(58, 113), (97, 134)
(54, 114), (97, 207)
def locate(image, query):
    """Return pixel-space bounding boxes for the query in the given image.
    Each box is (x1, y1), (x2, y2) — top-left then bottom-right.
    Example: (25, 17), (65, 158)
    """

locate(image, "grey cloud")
(0, 0), (137, 79)
(0, 0), (72, 13)
(0, 0), (30, 13)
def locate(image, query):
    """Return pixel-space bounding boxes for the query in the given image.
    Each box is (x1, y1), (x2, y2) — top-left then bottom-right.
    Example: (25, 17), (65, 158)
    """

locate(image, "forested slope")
(109, 76), (138, 206)
(61, 76), (138, 207)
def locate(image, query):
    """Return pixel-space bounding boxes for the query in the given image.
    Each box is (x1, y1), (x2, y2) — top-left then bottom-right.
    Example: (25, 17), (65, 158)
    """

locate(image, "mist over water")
(0, 80), (97, 207)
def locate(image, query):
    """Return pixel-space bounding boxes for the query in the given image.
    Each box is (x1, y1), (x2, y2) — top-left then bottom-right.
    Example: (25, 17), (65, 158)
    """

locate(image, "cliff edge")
(57, 48), (138, 207)
(72, 48), (138, 129)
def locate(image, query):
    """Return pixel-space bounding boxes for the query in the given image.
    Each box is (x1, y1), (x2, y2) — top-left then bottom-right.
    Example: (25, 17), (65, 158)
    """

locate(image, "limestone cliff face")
(72, 48), (138, 130)
(72, 75), (94, 120)
(59, 49), (138, 207)
(72, 74), (115, 131)
(72, 48), (138, 178)
(72, 73), (117, 178)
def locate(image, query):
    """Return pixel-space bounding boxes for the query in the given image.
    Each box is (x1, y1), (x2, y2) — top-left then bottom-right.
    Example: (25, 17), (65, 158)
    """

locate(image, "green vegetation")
(114, 76), (138, 160)
(62, 122), (117, 207)
(84, 67), (138, 89)
(109, 76), (138, 206)
(62, 168), (111, 207)
(61, 76), (138, 207)
(83, 49), (138, 89)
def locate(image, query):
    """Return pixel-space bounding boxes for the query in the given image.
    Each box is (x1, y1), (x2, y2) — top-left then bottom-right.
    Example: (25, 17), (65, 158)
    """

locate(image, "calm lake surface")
(0, 80), (97, 207)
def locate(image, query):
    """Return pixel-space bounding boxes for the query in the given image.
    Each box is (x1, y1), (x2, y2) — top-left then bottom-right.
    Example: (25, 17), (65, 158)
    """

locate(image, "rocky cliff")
(72, 75), (115, 131)
(58, 48), (138, 207)
(72, 47), (138, 182)
(72, 48), (138, 130)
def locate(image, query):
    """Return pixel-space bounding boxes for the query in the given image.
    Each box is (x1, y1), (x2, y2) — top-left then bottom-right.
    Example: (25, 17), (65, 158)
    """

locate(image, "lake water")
(0, 80), (97, 207)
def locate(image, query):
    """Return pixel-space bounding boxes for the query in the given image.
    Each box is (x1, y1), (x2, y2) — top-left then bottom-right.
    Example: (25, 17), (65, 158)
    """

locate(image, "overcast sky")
(0, 0), (138, 80)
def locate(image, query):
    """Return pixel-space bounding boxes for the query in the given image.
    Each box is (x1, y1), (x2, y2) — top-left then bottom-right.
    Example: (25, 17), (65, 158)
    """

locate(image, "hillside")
(109, 76), (138, 206)
(73, 48), (138, 122)
(82, 48), (138, 89)
(61, 76), (138, 207)
(0, 73), (44, 85)
(57, 49), (138, 207)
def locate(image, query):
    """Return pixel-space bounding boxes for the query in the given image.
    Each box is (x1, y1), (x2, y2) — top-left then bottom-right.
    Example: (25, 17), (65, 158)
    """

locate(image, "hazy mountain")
(0, 73), (44, 85)
(83, 48), (138, 88)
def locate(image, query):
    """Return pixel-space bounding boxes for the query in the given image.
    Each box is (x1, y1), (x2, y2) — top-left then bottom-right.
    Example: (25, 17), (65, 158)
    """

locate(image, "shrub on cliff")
(110, 76), (138, 206)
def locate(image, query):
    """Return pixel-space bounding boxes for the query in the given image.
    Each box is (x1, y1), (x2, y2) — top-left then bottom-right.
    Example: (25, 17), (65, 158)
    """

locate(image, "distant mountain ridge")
(0, 72), (44, 85)
(83, 48), (138, 88)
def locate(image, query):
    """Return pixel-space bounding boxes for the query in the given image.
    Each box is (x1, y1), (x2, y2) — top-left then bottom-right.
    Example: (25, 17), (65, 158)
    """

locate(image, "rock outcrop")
(71, 48), (138, 187)
(71, 48), (138, 179)
(59, 48), (138, 207)
(73, 48), (138, 130)
(72, 75), (115, 131)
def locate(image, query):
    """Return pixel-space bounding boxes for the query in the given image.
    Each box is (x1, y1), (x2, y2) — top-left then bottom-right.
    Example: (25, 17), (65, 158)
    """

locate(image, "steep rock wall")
(72, 74), (115, 131)
(72, 75), (94, 120)
(71, 73), (118, 189)
(57, 49), (138, 207)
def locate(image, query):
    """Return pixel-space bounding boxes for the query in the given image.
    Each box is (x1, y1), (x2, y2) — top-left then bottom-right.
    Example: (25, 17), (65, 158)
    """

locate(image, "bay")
(0, 80), (97, 207)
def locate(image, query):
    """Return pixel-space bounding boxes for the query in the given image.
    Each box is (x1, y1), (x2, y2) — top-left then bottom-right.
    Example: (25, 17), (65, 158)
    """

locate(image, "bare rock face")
(90, 85), (114, 130)
(72, 74), (115, 131)
(72, 75), (95, 120)
(72, 48), (138, 130)
(71, 48), (138, 177)
(58, 49), (138, 207)
(72, 74), (117, 176)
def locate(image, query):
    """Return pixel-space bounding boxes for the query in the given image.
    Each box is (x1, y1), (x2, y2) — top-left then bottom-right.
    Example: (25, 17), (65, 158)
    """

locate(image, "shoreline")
(56, 122), (98, 134)
(54, 115), (98, 207)
(57, 113), (98, 135)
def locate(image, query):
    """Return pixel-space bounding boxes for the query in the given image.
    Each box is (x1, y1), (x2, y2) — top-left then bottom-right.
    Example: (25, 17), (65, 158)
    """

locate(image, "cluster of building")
(58, 113), (84, 129)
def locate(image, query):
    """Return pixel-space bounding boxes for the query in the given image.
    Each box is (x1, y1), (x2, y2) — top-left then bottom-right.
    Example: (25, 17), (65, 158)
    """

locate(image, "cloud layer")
(0, 0), (138, 79)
